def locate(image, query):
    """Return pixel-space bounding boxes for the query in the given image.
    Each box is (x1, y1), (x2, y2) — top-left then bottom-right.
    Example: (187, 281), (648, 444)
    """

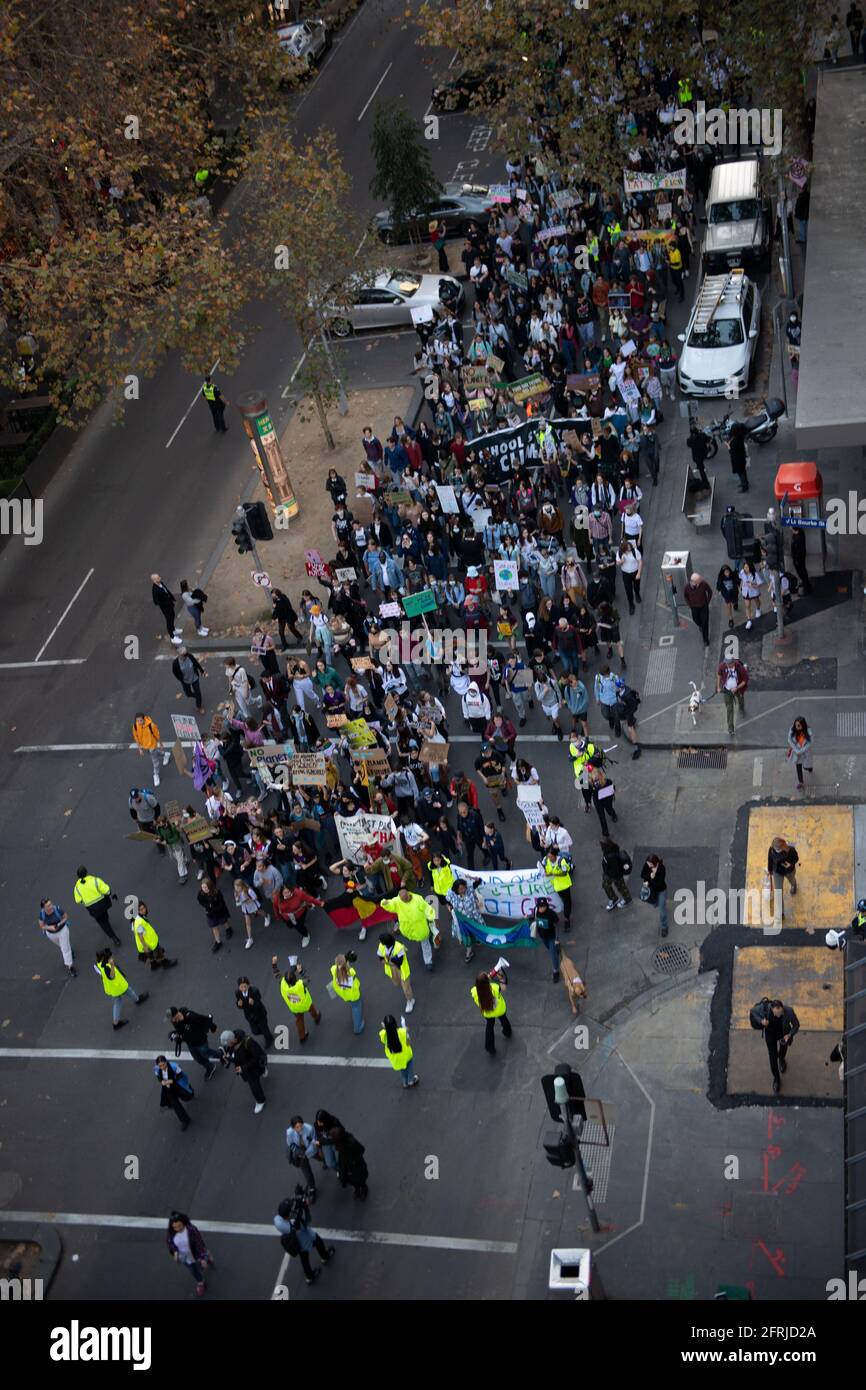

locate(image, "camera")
(346, 950), (358, 964)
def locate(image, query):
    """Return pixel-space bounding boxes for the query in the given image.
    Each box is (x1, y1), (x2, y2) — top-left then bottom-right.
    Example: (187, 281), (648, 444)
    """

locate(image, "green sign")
(402, 589), (437, 618)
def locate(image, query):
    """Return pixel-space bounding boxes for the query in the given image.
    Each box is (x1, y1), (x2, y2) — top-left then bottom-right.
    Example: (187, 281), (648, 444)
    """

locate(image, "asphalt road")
(0, 0), (550, 1302)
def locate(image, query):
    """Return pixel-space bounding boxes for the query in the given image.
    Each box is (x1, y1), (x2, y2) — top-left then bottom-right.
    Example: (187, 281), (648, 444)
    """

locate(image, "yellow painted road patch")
(743, 804), (853, 931)
(731, 944), (844, 1031)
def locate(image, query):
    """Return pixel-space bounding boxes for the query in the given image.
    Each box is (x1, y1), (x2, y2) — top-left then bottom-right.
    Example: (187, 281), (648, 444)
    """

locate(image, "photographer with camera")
(273, 1188), (335, 1287)
(167, 1005), (224, 1080)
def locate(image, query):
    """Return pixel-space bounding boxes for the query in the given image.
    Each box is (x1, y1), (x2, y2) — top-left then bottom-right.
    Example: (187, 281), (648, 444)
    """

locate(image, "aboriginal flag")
(323, 888), (398, 931)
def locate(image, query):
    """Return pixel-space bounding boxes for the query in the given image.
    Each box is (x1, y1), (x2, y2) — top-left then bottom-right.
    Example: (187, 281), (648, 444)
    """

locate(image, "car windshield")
(688, 317), (745, 348)
(385, 275), (420, 298)
(709, 198), (760, 224)
(279, 29), (306, 55)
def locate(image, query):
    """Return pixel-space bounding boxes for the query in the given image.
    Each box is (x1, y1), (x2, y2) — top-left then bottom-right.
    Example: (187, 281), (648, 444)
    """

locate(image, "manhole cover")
(677, 747), (728, 769)
(651, 943), (691, 974)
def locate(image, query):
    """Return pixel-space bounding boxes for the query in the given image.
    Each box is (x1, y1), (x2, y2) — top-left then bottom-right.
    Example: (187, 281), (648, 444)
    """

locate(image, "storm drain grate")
(677, 747), (728, 769)
(651, 942), (692, 975)
(837, 712), (866, 737)
(573, 1125), (615, 1205)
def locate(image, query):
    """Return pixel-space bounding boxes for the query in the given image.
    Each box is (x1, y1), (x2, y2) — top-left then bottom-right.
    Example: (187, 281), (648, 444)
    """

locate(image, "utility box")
(775, 461), (826, 562)
(549, 1247), (592, 1298)
(661, 549), (691, 587)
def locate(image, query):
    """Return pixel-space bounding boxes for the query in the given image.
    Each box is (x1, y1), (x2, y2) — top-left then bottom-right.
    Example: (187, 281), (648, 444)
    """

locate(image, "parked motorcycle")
(689, 398), (785, 458)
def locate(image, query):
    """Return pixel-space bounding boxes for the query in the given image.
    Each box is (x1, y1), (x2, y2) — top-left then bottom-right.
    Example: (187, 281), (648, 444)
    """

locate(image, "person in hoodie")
(461, 680), (492, 734)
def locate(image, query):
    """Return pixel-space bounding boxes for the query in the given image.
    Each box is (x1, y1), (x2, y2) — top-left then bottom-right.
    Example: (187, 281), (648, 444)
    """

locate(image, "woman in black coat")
(235, 976), (275, 1048)
(330, 1125), (369, 1200)
(197, 878), (233, 953)
(270, 590), (303, 649)
(639, 854), (669, 937)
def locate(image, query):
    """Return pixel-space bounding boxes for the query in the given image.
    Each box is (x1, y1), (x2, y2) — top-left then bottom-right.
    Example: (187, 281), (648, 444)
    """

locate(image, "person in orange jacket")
(132, 712), (171, 788)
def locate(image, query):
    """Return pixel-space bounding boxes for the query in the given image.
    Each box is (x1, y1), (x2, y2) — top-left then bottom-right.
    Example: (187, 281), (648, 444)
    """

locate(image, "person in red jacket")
(483, 711), (517, 759)
(449, 770), (479, 810)
(272, 884), (324, 948)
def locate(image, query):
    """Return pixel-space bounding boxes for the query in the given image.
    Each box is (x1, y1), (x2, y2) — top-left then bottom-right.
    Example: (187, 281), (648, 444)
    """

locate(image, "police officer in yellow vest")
(667, 242), (685, 302)
(132, 900), (178, 971)
(471, 969), (512, 1055)
(376, 931), (415, 1012)
(331, 953), (364, 1035)
(381, 885), (437, 971)
(74, 865), (121, 945)
(93, 948), (148, 1030)
(202, 375), (227, 434)
(569, 737), (603, 814)
(379, 1013), (418, 1088)
(272, 955), (321, 1043)
(850, 900), (866, 941)
(542, 852), (573, 931)
(677, 75), (692, 104)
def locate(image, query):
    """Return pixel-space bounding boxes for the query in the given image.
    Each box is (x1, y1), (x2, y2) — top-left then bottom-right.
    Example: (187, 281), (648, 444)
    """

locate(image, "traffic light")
(232, 513), (252, 555)
(763, 528), (782, 570)
(244, 500), (274, 542)
(541, 1064), (586, 1124)
(544, 1131), (576, 1168)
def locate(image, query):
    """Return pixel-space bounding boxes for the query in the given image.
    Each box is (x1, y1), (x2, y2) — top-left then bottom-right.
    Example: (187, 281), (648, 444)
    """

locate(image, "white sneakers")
(162, 751), (172, 766)
(746, 620), (753, 630)
(358, 927), (367, 942)
(153, 771), (160, 787)
(405, 998), (416, 1013)
(263, 914), (271, 927)
(197, 627), (210, 637)
(245, 937), (254, 950)
(254, 1102), (265, 1114)
(301, 934), (311, 948)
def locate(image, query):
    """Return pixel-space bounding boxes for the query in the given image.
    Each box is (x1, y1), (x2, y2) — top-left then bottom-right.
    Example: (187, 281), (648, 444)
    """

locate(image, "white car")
(326, 271), (463, 337)
(275, 19), (329, 68)
(677, 269), (761, 397)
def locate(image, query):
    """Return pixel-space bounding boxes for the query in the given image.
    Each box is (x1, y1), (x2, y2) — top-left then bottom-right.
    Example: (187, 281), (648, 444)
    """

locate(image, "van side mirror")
(748, 328), (758, 338)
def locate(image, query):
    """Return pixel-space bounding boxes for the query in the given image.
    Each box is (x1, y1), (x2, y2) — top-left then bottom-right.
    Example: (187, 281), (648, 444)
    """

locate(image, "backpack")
(280, 1229), (301, 1258)
(749, 997), (770, 1030)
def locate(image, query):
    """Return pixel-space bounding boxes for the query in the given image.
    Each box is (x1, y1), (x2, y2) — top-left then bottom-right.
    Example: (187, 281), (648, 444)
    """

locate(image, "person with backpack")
(154, 1054), (194, 1130)
(179, 579), (209, 637)
(600, 837), (633, 910)
(750, 997), (800, 1094)
(716, 656), (748, 736)
(568, 735), (605, 813)
(767, 838), (800, 925)
(614, 676), (641, 757)
(171, 646), (206, 714)
(219, 1027), (269, 1114)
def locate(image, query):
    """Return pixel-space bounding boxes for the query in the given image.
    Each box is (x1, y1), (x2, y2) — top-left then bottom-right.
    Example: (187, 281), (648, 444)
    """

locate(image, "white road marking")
(448, 50), (459, 69)
(0, 1047), (390, 1068)
(271, 1252), (290, 1300)
(33, 568), (95, 663)
(165, 357), (220, 449)
(0, 660), (86, 670)
(357, 63), (393, 122)
(593, 1051), (656, 1258)
(13, 735), (612, 753)
(0, 1210), (517, 1255)
(753, 756), (763, 787)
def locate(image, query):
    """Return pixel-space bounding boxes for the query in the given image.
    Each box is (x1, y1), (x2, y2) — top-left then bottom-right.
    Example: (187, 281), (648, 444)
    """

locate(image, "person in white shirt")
(737, 561), (764, 629)
(461, 681), (492, 731)
(541, 817), (573, 854)
(621, 503), (644, 549)
(225, 659), (255, 719)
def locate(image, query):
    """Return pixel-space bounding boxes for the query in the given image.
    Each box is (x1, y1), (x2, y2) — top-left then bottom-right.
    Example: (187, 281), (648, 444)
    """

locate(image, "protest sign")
(402, 589), (437, 618)
(182, 815), (214, 846)
(304, 549), (329, 579)
(516, 783), (546, 830)
(536, 224), (567, 242)
(620, 378), (641, 405)
(566, 372), (600, 394)
(419, 741), (450, 765)
(326, 712), (348, 728)
(453, 866), (563, 919)
(468, 396), (488, 412)
(502, 373), (549, 404)
(471, 508), (492, 533)
(335, 566), (356, 583)
(335, 812), (400, 865)
(623, 168), (686, 194)
(434, 483), (460, 514)
(462, 364), (490, 393)
(290, 752), (328, 786)
(343, 717), (377, 748)
(351, 746), (392, 778)
(493, 558), (520, 592)
(608, 292), (631, 310)
(551, 190), (579, 210)
(410, 304), (435, 325)
(171, 739), (189, 777)
(656, 201), (672, 222)
(620, 338), (637, 358)
(171, 714), (201, 742)
(379, 601), (402, 618)
(385, 490), (411, 505)
(486, 183), (512, 202)
(486, 353), (505, 375)
(350, 655), (374, 671)
(452, 907), (537, 949)
(504, 266), (528, 292)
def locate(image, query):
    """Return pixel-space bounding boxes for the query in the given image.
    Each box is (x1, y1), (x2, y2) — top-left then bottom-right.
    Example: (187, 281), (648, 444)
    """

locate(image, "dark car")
(373, 184), (493, 246)
(431, 65), (505, 113)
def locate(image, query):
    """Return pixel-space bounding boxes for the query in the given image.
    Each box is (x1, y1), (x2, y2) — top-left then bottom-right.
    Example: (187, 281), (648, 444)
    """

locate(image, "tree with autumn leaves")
(419, 0), (824, 193)
(0, 0), (301, 421)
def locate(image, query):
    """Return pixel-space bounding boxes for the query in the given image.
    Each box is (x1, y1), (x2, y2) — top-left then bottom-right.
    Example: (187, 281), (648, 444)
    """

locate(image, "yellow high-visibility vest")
(74, 875), (110, 907)
(379, 1025), (413, 1070)
(377, 941), (410, 981)
(544, 855), (572, 890)
(95, 960), (128, 997)
(133, 915), (159, 953)
(431, 860), (455, 896)
(280, 975), (312, 1014)
(202, 382), (216, 401)
(331, 964), (360, 1003)
(471, 982), (506, 1019)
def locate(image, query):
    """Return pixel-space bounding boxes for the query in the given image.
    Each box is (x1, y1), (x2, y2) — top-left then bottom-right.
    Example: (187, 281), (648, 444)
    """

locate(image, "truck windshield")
(709, 199), (760, 224)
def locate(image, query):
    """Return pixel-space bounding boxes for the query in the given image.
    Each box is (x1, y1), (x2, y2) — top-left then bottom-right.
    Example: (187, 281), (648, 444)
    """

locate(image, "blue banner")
(454, 908), (537, 949)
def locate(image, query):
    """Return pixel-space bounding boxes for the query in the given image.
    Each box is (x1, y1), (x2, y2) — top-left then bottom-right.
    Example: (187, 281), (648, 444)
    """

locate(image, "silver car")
(275, 19), (329, 68)
(327, 271), (463, 337)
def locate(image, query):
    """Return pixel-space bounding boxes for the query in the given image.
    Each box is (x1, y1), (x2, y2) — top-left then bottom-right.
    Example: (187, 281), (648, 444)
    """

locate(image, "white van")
(701, 157), (770, 273)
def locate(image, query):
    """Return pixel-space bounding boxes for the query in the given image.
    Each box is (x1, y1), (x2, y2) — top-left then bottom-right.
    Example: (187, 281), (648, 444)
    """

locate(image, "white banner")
(435, 483), (460, 514)
(516, 783), (547, 829)
(623, 168), (686, 194)
(335, 812), (400, 866)
(453, 865), (562, 918)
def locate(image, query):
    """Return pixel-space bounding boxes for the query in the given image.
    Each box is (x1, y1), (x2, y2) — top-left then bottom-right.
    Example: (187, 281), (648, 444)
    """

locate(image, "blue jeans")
(188, 1040), (224, 1073)
(183, 1259), (206, 1283)
(540, 571), (556, 599)
(399, 1059), (417, 1087)
(539, 932), (560, 973)
(112, 986), (140, 1023)
(350, 998), (365, 1034)
(559, 649), (579, 675)
(657, 891), (668, 934)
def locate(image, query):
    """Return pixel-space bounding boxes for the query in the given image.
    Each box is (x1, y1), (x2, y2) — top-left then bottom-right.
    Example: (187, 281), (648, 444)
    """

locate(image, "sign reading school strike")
(335, 812), (400, 866)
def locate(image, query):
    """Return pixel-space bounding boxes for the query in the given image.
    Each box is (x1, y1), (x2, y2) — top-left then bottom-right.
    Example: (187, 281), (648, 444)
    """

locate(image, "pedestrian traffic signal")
(544, 1131), (576, 1168)
(232, 514), (252, 555)
(243, 500), (274, 542)
(541, 1064), (586, 1124)
(763, 528), (782, 570)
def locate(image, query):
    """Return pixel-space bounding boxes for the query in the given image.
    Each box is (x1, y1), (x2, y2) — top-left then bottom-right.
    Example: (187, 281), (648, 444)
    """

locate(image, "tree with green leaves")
(238, 126), (376, 449)
(370, 104), (443, 245)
